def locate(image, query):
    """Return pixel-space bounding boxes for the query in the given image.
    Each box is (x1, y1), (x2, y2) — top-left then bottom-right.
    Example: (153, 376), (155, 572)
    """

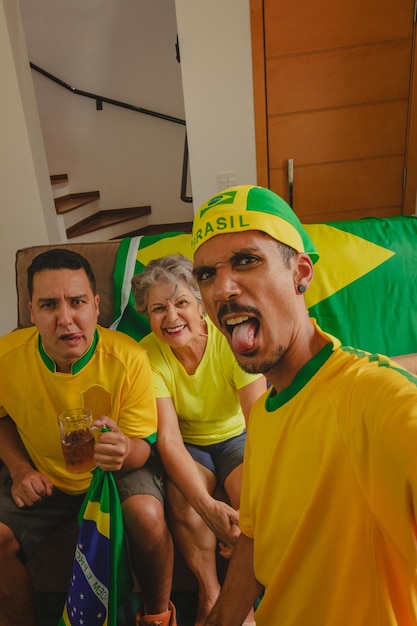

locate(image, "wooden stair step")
(66, 206), (152, 239)
(55, 191), (100, 214)
(50, 174), (69, 185)
(114, 221), (193, 239)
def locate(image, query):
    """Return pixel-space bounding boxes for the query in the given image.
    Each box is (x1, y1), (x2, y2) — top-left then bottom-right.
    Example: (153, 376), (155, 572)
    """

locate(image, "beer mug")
(57, 408), (95, 473)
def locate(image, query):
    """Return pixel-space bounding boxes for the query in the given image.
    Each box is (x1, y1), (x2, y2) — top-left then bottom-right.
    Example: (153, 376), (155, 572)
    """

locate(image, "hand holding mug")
(57, 408), (95, 474)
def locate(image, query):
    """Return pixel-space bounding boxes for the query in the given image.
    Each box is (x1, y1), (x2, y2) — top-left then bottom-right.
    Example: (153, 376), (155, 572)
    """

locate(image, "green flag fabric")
(305, 216), (417, 355)
(57, 468), (132, 626)
(111, 232), (193, 341)
(111, 216), (417, 356)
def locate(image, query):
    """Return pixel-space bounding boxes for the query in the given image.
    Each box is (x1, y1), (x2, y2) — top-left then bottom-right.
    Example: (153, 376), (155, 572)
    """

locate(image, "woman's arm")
(156, 397), (240, 545)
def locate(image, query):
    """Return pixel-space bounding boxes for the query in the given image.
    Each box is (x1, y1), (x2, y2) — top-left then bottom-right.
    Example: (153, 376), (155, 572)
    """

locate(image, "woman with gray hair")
(131, 255), (265, 626)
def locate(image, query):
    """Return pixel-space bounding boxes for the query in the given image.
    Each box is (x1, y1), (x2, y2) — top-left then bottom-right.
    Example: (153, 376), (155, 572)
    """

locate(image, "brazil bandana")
(191, 185), (319, 263)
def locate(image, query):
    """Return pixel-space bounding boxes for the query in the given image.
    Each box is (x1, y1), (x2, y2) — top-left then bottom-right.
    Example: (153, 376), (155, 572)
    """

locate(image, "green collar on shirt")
(38, 329), (99, 374)
(266, 341), (334, 411)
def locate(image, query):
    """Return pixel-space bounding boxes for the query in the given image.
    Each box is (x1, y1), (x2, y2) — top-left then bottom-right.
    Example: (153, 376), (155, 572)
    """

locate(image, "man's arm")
(391, 353), (417, 375)
(206, 532), (264, 626)
(156, 397), (240, 546)
(237, 377), (267, 426)
(0, 416), (53, 507)
(93, 416), (151, 471)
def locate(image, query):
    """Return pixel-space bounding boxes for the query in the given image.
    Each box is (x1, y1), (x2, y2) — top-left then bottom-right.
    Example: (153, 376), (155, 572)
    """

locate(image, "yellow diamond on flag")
(304, 223), (394, 308)
(136, 233), (192, 266)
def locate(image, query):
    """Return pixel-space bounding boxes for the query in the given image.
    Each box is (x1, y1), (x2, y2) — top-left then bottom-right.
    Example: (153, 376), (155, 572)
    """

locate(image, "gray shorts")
(184, 431), (246, 487)
(0, 451), (164, 563)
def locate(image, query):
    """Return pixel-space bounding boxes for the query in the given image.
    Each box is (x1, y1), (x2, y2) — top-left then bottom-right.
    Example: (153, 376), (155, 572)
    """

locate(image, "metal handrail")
(30, 62), (192, 203)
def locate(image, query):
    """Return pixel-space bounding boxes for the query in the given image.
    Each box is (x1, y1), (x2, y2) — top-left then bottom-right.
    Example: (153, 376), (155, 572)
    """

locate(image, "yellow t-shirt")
(241, 323), (417, 626)
(0, 325), (157, 494)
(140, 318), (261, 445)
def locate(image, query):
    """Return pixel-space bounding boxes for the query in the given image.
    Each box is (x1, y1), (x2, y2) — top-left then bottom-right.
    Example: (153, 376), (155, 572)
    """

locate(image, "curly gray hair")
(131, 254), (204, 315)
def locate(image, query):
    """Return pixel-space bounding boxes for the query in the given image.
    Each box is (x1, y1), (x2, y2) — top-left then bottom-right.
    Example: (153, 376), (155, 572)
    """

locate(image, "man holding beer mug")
(0, 248), (177, 626)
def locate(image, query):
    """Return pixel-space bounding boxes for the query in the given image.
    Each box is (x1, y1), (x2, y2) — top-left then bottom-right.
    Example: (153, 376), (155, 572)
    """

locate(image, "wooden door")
(250, 0), (417, 222)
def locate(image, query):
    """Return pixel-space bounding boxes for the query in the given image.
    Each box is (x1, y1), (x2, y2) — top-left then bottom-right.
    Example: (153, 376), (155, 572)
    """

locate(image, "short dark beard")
(236, 345), (285, 375)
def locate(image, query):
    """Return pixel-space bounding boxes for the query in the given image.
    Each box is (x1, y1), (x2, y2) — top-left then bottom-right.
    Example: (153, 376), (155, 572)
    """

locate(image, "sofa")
(13, 216), (417, 595)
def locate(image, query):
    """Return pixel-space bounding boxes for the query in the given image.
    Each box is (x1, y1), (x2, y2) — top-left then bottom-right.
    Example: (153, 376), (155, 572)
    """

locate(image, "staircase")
(51, 175), (192, 242)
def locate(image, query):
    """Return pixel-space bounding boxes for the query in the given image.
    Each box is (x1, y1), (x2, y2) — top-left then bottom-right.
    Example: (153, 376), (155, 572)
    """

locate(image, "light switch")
(216, 171), (237, 191)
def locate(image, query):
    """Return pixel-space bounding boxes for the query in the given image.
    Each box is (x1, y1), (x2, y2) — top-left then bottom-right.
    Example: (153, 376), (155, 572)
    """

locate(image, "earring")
(297, 284), (306, 294)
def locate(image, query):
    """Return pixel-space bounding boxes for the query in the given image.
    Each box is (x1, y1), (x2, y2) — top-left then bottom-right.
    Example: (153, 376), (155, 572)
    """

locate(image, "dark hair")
(27, 248), (97, 299)
(276, 240), (298, 268)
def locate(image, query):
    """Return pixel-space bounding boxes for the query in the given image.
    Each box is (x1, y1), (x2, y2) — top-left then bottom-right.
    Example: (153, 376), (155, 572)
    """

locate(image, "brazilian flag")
(57, 468), (132, 626)
(112, 216), (417, 356)
(304, 216), (417, 355)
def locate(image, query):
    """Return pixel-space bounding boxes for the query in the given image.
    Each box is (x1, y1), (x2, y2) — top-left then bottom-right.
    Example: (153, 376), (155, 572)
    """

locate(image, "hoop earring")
(297, 284), (306, 294)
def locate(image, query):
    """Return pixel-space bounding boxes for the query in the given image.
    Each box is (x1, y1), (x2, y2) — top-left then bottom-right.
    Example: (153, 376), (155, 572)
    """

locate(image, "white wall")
(175, 0), (257, 210)
(0, 0), (257, 336)
(0, 0), (60, 335)
(19, 0), (193, 227)
(19, 0), (257, 222)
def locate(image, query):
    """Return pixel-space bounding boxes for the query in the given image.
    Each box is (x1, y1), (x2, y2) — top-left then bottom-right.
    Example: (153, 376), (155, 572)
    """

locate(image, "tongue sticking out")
(231, 320), (258, 353)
